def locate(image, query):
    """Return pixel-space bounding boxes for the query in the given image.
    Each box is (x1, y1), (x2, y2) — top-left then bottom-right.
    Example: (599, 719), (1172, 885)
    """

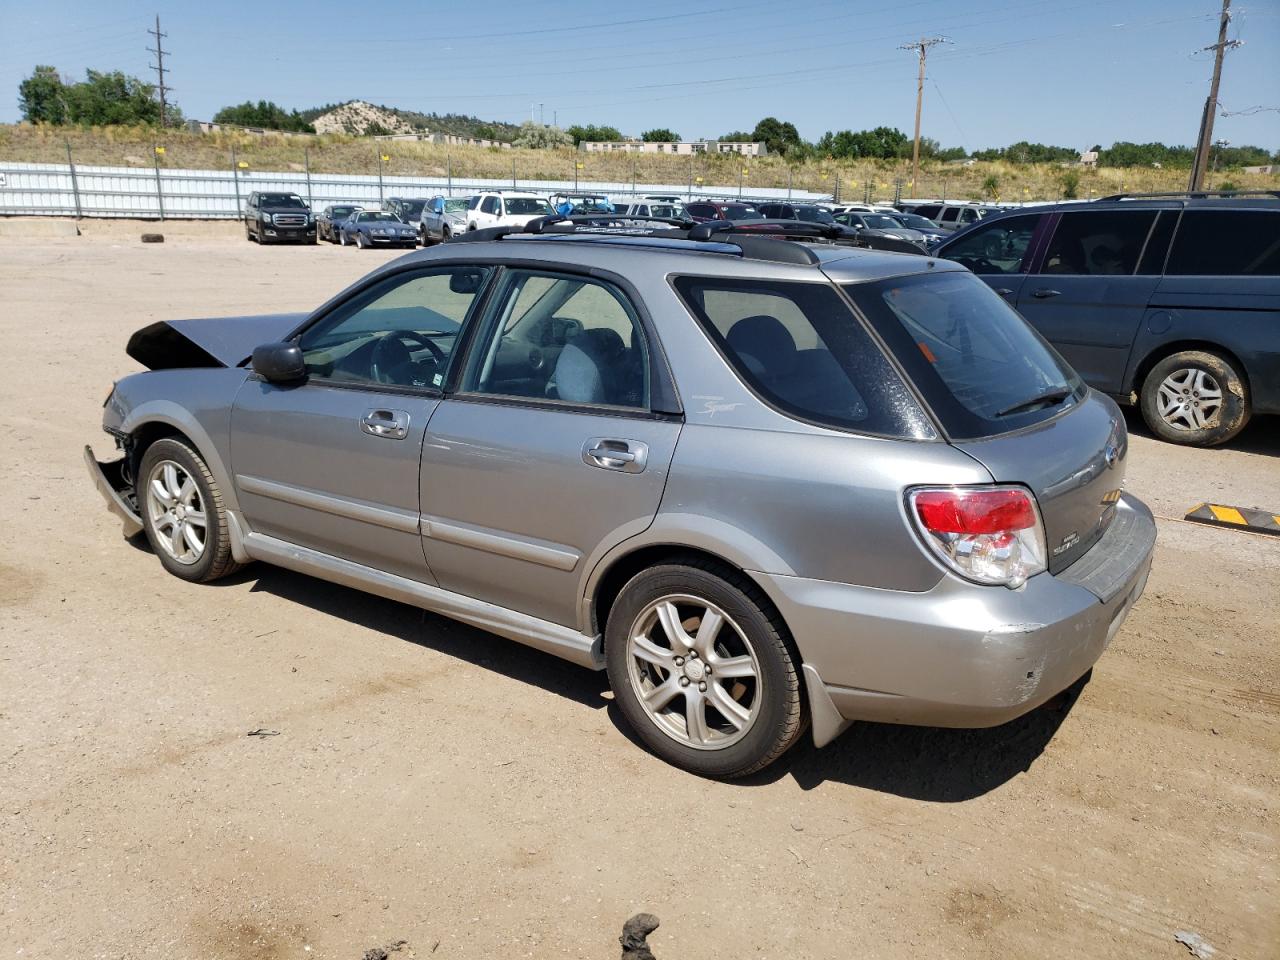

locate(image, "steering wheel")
(370, 330), (446, 384)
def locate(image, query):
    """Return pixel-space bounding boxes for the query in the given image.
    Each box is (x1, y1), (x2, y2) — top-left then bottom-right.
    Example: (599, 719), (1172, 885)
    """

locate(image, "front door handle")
(1032, 288), (1062, 299)
(582, 438), (648, 474)
(994, 287), (1014, 298)
(360, 408), (410, 440)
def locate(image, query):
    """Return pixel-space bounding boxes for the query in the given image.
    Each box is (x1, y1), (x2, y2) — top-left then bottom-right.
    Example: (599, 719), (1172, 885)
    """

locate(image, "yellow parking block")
(1208, 504), (1247, 525)
(1184, 502), (1280, 537)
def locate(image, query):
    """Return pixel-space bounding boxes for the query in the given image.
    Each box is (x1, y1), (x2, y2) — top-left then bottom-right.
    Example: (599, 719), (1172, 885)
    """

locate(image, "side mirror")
(251, 341), (306, 383)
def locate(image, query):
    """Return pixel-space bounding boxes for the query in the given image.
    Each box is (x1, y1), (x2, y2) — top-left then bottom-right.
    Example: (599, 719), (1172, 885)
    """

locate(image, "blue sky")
(2, 0), (1277, 151)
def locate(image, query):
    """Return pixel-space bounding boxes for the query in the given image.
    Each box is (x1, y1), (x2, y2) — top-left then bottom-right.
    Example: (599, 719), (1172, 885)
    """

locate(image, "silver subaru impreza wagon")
(88, 219), (1155, 777)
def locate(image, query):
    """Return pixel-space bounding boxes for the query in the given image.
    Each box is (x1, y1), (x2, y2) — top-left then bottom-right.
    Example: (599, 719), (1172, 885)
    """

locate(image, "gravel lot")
(2, 221), (1277, 959)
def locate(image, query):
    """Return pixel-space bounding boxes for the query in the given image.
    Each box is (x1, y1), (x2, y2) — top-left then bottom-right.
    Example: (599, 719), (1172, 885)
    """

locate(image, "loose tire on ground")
(605, 559), (805, 778)
(138, 437), (242, 583)
(1139, 349), (1250, 447)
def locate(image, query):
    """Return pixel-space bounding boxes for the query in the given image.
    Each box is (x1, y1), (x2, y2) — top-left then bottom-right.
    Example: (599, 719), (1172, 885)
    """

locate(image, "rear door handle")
(582, 438), (648, 474)
(360, 408), (410, 440)
(1032, 288), (1062, 299)
(994, 287), (1014, 298)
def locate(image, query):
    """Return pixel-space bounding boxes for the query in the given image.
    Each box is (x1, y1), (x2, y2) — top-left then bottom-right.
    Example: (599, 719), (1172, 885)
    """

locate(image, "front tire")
(1140, 350), (1250, 446)
(138, 437), (241, 583)
(605, 560), (804, 778)
(356, 232), (369, 249)
(339, 230), (348, 246)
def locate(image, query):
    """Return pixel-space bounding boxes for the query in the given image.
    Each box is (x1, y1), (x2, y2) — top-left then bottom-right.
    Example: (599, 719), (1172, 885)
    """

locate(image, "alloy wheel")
(626, 594), (762, 751)
(1156, 367), (1223, 431)
(145, 460), (207, 565)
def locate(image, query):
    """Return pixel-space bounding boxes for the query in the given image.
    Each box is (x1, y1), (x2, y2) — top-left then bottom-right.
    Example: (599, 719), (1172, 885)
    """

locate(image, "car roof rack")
(444, 214), (926, 264)
(1097, 189), (1280, 201)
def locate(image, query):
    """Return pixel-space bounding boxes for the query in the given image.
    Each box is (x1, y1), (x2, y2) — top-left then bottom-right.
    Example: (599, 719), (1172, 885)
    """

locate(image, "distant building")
(1243, 164), (1277, 174)
(373, 132), (511, 149)
(580, 140), (768, 157)
(1079, 150), (1099, 167)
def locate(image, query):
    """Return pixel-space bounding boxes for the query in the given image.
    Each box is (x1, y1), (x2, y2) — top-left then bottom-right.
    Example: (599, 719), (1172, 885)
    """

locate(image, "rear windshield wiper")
(995, 388), (1072, 418)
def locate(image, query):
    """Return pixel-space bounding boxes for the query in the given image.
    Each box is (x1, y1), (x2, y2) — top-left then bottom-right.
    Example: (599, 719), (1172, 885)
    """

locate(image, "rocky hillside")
(302, 101), (520, 141)
(309, 100), (415, 136)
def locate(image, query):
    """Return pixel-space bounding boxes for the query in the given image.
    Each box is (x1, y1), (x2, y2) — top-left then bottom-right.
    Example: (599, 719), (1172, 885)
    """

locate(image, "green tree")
(18, 65), (67, 124)
(640, 128), (680, 142)
(719, 130), (752, 142)
(750, 116), (801, 156)
(1060, 169), (1081, 199)
(566, 123), (623, 145)
(817, 126), (908, 160)
(213, 100), (314, 132)
(63, 69), (163, 125)
(512, 121), (573, 148)
(981, 174), (1000, 199)
(936, 145), (967, 162)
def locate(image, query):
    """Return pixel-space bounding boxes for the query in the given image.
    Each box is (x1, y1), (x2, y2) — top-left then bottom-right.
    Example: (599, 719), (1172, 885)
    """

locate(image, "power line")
(898, 37), (950, 194)
(147, 14), (172, 128)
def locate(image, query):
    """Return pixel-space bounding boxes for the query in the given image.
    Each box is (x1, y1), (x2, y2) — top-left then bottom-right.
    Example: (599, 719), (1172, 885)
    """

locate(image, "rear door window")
(913, 204), (942, 220)
(1040, 210), (1157, 275)
(672, 277), (936, 439)
(1166, 210), (1280, 275)
(940, 208), (960, 224)
(847, 271), (1085, 440)
(938, 214), (1039, 274)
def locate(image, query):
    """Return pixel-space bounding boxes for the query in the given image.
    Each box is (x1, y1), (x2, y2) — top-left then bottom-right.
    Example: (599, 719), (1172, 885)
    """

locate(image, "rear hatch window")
(672, 277), (937, 440)
(845, 271), (1085, 440)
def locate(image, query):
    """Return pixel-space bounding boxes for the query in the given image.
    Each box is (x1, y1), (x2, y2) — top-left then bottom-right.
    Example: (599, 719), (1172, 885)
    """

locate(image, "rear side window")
(1166, 210), (1280, 275)
(672, 277), (936, 440)
(848, 272), (1084, 440)
(913, 205), (942, 220)
(940, 208), (960, 223)
(1041, 210), (1157, 276)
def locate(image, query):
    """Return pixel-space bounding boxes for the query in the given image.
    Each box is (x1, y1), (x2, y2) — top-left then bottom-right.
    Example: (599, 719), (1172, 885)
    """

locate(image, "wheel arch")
(120, 402), (241, 516)
(1129, 339), (1251, 401)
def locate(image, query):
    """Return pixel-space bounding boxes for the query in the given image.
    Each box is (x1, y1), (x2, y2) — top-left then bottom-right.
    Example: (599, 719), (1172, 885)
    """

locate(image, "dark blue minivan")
(934, 192), (1280, 446)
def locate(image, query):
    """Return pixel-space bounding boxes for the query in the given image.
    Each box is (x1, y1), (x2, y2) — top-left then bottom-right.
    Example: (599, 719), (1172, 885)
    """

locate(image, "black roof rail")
(1097, 189), (1280, 201)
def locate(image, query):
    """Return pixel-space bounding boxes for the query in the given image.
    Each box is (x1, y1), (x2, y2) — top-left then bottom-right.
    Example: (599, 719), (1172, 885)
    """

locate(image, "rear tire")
(605, 559), (804, 778)
(138, 437), (242, 583)
(1140, 350), (1250, 447)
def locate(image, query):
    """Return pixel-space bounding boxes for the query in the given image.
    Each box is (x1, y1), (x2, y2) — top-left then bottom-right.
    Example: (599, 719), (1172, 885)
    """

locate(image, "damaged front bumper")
(84, 445), (143, 537)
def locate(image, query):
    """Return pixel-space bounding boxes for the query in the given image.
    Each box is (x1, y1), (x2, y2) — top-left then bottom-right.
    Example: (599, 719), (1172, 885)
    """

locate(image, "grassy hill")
(2, 123), (1276, 202)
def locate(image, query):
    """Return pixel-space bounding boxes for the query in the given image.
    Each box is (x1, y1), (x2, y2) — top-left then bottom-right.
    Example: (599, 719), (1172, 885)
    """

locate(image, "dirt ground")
(1, 221), (1277, 960)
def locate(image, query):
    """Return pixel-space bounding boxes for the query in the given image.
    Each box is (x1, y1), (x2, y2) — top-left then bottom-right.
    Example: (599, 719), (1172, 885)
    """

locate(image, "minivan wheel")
(1140, 350), (1250, 446)
(138, 437), (241, 583)
(605, 561), (804, 778)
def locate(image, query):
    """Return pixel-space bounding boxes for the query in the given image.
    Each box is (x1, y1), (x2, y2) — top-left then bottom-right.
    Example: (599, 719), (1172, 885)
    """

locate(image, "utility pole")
(147, 15), (171, 128)
(1188, 0), (1239, 191)
(898, 36), (949, 198)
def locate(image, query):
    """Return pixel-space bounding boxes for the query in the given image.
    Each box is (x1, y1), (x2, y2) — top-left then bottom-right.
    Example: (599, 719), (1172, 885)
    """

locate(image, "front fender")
(111, 367), (250, 515)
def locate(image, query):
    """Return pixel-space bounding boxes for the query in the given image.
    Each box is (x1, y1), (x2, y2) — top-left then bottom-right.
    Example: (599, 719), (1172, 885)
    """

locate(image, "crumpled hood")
(126, 313), (307, 370)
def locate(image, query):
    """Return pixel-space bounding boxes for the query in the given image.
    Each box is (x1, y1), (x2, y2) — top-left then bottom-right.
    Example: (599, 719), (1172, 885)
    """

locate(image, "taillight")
(907, 485), (1047, 588)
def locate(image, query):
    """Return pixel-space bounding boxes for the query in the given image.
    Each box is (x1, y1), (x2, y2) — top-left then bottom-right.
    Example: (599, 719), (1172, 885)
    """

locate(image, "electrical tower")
(898, 36), (950, 198)
(147, 15), (172, 128)
(1188, 0), (1241, 191)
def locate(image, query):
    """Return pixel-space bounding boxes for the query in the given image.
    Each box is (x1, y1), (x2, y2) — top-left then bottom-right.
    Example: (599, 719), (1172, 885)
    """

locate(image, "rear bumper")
(759, 493), (1155, 744)
(84, 445), (143, 537)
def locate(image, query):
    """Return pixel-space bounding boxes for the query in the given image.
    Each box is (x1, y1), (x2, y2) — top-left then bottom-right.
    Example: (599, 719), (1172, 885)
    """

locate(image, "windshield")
(400, 201), (426, 217)
(262, 194), (306, 208)
(507, 198), (554, 215)
(444, 198), (468, 215)
(331, 206), (357, 217)
(360, 212), (398, 222)
(795, 207), (835, 224)
(863, 214), (901, 230)
(723, 205), (762, 220)
(650, 205), (679, 217)
(846, 272), (1083, 439)
(895, 213), (936, 230)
